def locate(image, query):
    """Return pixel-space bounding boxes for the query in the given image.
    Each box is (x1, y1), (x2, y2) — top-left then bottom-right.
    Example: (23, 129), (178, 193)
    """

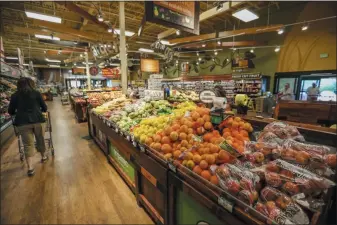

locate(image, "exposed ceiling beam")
(183, 41), (267, 49)
(169, 24), (284, 45)
(56, 2), (110, 30)
(31, 20), (114, 41)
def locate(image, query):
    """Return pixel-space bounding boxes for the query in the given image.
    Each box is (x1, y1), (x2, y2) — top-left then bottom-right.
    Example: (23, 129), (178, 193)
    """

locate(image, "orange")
(210, 175), (219, 185)
(240, 130), (249, 137)
(223, 132), (231, 138)
(192, 165), (203, 175)
(199, 160), (208, 170)
(200, 170), (212, 181)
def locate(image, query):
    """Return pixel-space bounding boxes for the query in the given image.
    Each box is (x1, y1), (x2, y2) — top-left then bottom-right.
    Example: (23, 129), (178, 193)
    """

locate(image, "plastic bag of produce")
(252, 159), (335, 197)
(254, 201), (296, 225)
(259, 187), (310, 225)
(244, 141), (281, 163)
(257, 131), (285, 145)
(262, 122), (305, 142)
(215, 164), (260, 206)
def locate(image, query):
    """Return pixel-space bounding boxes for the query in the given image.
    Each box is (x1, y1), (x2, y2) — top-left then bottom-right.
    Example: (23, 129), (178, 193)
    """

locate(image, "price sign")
(144, 90), (164, 100)
(140, 145), (146, 153)
(126, 135), (131, 141)
(168, 161), (176, 173)
(199, 90), (216, 103)
(218, 196), (233, 213)
(132, 141), (138, 147)
(115, 128), (119, 133)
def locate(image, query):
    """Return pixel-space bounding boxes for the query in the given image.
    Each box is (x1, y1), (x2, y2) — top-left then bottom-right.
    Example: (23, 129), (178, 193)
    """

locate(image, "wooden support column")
(119, 2), (127, 94)
(85, 53), (91, 90)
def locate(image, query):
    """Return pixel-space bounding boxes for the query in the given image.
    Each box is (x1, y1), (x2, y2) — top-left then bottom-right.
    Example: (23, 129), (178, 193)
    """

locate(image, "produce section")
(88, 97), (336, 225)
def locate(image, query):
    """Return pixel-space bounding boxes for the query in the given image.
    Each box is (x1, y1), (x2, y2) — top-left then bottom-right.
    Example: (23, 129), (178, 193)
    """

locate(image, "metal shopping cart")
(61, 91), (70, 105)
(12, 112), (55, 161)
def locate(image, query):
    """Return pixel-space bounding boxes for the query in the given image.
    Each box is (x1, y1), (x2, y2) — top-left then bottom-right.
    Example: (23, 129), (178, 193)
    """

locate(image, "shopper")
(8, 77), (48, 177)
(306, 83), (320, 101)
(278, 83), (293, 100)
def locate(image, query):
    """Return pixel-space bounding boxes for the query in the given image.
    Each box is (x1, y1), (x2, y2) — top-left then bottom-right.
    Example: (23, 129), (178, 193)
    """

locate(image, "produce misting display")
(90, 96), (336, 225)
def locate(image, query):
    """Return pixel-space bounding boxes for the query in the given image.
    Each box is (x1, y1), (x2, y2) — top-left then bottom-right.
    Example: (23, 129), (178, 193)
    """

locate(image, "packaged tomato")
(215, 164), (260, 206)
(252, 159), (335, 197)
(244, 141), (281, 162)
(262, 122), (305, 142)
(254, 201), (297, 225)
(283, 139), (330, 158)
(260, 187), (310, 225)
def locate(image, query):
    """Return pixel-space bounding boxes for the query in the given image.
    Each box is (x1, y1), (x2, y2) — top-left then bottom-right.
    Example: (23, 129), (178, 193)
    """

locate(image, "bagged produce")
(262, 122), (305, 142)
(252, 159), (335, 197)
(254, 201), (296, 225)
(257, 131), (285, 145)
(244, 141), (281, 163)
(216, 164), (260, 206)
(260, 187), (310, 225)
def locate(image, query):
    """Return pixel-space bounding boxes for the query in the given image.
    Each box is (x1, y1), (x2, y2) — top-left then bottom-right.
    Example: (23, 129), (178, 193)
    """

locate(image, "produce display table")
(88, 110), (336, 225)
(41, 92), (53, 101)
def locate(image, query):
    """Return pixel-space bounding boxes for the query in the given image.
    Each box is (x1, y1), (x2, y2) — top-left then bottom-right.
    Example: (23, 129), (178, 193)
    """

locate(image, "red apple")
(266, 172), (282, 187)
(282, 182), (300, 196)
(253, 152), (265, 163)
(226, 179), (240, 195)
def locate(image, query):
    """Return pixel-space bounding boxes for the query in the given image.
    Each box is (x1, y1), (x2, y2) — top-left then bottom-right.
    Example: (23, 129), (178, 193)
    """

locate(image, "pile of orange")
(220, 116), (253, 154)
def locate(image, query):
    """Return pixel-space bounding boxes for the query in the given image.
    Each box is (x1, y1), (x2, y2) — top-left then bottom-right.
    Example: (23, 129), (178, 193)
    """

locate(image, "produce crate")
(137, 147), (169, 225)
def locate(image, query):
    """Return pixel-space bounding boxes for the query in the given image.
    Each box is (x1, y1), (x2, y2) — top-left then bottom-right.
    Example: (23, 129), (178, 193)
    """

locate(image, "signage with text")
(144, 90), (164, 100)
(145, 1), (200, 35)
(232, 73), (261, 79)
(141, 59), (159, 73)
(102, 67), (121, 80)
(199, 90), (216, 103)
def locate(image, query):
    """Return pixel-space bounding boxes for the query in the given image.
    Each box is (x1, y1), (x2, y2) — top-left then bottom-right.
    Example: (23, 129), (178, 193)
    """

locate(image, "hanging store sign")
(150, 40), (174, 63)
(145, 1), (200, 35)
(89, 66), (99, 76)
(72, 68), (86, 75)
(144, 90), (164, 100)
(232, 73), (261, 79)
(102, 67), (121, 80)
(91, 42), (118, 58)
(199, 90), (216, 103)
(141, 59), (159, 73)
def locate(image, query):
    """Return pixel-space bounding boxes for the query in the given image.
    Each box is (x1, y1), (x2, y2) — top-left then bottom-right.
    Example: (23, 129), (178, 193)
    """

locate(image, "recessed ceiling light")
(49, 65), (60, 68)
(25, 11), (62, 23)
(232, 8), (259, 22)
(217, 41), (221, 45)
(108, 26), (113, 33)
(202, 44), (206, 47)
(250, 49), (254, 53)
(196, 52), (199, 56)
(97, 14), (104, 22)
(275, 47), (280, 52)
(45, 58), (61, 63)
(114, 29), (135, 37)
(214, 51), (218, 55)
(196, 62), (199, 65)
(138, 48), (154, 53)
(198, 57), (202, 61)
(176, 30), (181, 35)
(5, 56), (18, 60)
(80, 54), (83, 57)
(186, 62), (189, 64)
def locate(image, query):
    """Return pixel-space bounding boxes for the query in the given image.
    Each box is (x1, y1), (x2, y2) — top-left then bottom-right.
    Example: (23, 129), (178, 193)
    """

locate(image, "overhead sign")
(150, 40), (174, 63)
(141, 59), (159, 73)
(232, 73), (261, 79)
(89, 66), (99, 76)
(145, 1), (200, 35)
(199, 90), (216, 103)
(144, 89), (164, 100)
(72, 68), (86, 75)
(102, 67), (121, 80)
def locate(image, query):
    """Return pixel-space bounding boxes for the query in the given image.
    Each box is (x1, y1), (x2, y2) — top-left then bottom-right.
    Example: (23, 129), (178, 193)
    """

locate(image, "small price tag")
(140, 145), (145, 153)
(126, 135), (131, 141)
(119, 131), (123, 136)
(132, 141), (138, 147)
(131, 136), (135, 142)
(115, 128), (119, 133)
(168, 162), (176, 173)
(218, 196), (233, 213)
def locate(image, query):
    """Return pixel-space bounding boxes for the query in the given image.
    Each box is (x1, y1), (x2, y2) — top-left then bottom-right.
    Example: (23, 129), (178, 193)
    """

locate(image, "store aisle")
(0, 98), (153, 224)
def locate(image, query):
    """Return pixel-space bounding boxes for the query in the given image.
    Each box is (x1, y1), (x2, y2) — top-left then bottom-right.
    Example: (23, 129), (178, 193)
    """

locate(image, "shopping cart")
(12, 112), (55, 161)
(61, 91), (69, 105)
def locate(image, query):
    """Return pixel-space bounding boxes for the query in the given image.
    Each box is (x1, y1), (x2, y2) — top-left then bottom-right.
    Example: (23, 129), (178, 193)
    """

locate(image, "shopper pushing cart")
(8, 77), (54, 177)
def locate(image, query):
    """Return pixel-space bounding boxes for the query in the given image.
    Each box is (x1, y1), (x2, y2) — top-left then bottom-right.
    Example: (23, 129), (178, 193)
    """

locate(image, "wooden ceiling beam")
(169, 24), (284, 45)
(182, 41), (267, 49)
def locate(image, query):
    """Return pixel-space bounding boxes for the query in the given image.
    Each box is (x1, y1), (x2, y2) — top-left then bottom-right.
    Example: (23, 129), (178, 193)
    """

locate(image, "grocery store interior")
(0, 1), (336, 225)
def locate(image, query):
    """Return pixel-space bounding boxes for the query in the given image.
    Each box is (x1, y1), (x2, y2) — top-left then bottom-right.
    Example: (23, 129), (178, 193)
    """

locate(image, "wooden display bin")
(137, 147), (169, 225)
(90, 113), (108, 155)
(74, 102), (87, 123)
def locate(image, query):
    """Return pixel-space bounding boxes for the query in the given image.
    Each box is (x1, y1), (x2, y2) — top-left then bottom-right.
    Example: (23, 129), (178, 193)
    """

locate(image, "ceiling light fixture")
(35, 34), (60, 41)
(114, 29), (135, 37)
(232, 8), (259, 22)
(176, 30), (181, 35)
(85, 62), (93, 65)
(217, 40), (221, 45)
(277, 28), (284, 35)
(25, 11), (62, 23)
(176, 60), (179, 64)
(80, 54), (83, 57)
(301, 24), (309, 31)
(108, 25), (113, 33)
(196, 62), (199, 65)
(5, 56), (18, 60)
(250, 49), (254, 53)
(198, 57), (202, 61)
(275, 46), (280, 52)
(214, 51), (218, 56)
(49, 65), (60, 68)
(44, 50), (46, 54)
(97, 14), (104, 22)
(45, 58), (61, 63)
(74, 62), (77, 66)
(202, 44), (206, 47)
(138, 48), (154, 53)
(196, 52), (199, 56)
(186, 62), (189, 64)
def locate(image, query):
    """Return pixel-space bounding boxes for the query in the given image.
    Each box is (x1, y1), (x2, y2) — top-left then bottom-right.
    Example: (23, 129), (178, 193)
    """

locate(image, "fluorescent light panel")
(232, 9), (259, 22)
(76, 66), (87, 69)
(5, 56), (18, 60)
(35, 34), (60, 41)
(25, 11), (62, 23)
(138, 48), (154, 53)
(45, 58), (61, 63)
(49, 65), (60, 68)
(114, 29), (135, 37)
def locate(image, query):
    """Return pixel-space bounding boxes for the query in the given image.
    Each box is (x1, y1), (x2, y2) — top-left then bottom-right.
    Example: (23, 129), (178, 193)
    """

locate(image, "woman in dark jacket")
(8, 77), (48, 176)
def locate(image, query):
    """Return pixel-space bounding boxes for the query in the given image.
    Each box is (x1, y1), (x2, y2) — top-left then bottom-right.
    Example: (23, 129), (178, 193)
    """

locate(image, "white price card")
(144, 90), (164, 100)
(139, 145), (145, 153)
(132, 141), (138, 147)
(126, 135), (131, 141)
(115, 128), (119, 133)
(218, 196), (233, 213)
